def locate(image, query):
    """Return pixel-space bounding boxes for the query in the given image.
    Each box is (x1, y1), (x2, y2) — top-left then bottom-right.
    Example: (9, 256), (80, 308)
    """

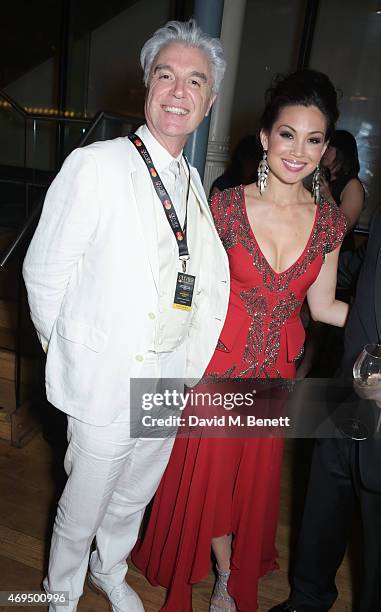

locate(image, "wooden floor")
(0, 434), (354, 612)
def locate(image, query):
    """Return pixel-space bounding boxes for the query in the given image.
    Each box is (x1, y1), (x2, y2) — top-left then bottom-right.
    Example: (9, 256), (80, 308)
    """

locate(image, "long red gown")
(132, 186), (347, 611)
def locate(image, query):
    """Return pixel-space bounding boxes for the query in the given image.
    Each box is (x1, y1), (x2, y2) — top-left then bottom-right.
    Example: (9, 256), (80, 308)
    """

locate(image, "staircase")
(0, 229), (41, 446)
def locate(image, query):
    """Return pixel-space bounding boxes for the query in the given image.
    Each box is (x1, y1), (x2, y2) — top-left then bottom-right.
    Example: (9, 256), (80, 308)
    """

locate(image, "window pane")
(231, 0), (305, 143)
(309, 0), (381, 227)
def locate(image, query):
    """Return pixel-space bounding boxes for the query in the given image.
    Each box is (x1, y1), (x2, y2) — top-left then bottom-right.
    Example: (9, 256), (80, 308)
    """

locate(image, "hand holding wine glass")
(353, 344), (381, 408)
(338, 344), (381, 440)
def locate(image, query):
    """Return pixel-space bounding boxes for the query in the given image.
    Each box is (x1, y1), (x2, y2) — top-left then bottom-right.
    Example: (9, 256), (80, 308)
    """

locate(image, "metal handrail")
(1, 88), (142, 126)
(76, 110), (141, 146)
(0, 89), (27, 116)
(0, 88), (91, 124)
(0, 202), (44, 269)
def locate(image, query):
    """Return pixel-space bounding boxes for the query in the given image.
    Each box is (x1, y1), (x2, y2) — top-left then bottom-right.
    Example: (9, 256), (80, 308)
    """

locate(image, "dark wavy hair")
(229, 135), (262, 182)
(261, 69), (339, 141)
(329, 129), (360, 179)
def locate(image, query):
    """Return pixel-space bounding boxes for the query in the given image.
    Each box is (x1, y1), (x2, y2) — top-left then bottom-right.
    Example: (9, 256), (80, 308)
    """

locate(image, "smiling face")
(260, 105), (328, 186)
(145, 42), (216, 156)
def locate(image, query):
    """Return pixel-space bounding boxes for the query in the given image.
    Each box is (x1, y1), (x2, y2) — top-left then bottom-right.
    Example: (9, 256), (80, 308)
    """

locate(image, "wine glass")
(353, 344), (381, 383)
(340, 344), (381, 440)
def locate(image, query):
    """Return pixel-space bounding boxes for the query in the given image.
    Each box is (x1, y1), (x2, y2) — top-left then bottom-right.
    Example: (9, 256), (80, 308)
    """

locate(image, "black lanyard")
(129, 133), (191, 271)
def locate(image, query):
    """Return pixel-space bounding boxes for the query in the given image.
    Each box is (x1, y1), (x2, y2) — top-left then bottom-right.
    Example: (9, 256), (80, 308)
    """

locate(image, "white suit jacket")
(23, 134), (230, 425)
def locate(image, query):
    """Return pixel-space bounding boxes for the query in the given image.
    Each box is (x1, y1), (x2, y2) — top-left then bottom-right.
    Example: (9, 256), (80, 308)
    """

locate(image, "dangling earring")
(257, 151), (269, 195)
(312, 164), (321, 203)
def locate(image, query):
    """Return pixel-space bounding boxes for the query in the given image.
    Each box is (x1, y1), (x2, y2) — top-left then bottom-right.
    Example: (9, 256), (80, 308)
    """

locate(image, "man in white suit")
(23, 19), (229, 612)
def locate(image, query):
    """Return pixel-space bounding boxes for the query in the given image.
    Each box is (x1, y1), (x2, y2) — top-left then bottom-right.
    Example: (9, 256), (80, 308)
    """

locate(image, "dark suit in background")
(286, 206), (381, 612)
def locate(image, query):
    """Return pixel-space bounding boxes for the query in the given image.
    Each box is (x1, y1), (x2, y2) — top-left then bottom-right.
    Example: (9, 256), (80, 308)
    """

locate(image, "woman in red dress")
(132, 70), (349, 611)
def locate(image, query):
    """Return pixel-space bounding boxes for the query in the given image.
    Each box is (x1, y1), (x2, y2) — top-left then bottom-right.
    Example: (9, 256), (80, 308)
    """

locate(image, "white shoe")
(88, 574), (145, 612)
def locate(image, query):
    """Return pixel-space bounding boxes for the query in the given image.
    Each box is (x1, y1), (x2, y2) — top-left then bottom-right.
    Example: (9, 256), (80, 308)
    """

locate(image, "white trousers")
(44, 347), (185, 612)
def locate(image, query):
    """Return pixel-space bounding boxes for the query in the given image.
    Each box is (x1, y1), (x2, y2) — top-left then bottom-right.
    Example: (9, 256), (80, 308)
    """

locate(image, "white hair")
(140, 19), (226, 95)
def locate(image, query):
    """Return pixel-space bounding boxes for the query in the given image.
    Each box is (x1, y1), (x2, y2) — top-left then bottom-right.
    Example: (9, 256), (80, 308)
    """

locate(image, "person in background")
(22, 19), (229, 612)
(320, 129), (365, 251)
(132, 69), (350, 612)
(297, 130), (365, 379)
(210, 134), (262, 196)
(270, 205), (381, 612)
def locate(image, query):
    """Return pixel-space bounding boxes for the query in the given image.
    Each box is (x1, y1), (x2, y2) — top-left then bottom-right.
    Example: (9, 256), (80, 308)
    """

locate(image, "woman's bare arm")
(338, 178), (364, 229)
(307, 246), (349, 327)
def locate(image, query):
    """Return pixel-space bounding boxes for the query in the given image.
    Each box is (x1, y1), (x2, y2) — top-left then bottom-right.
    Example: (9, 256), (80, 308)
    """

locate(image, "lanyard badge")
(173, 272), (196, 310)
(129, 133), (195, 309)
